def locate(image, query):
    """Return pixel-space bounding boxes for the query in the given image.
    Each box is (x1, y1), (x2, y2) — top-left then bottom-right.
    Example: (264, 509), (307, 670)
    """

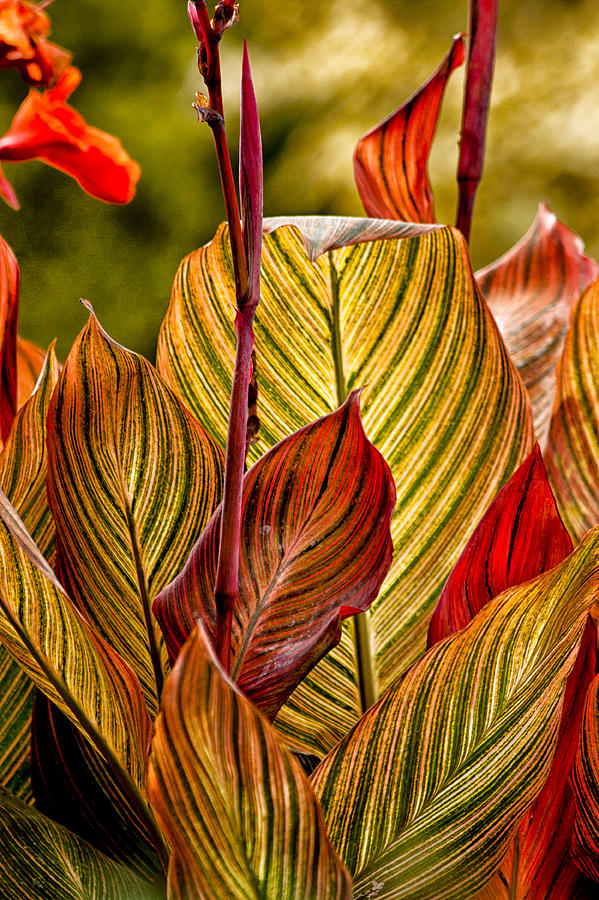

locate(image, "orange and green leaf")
(16, 335), (46, 409)
(148, 624), (352, 900)
(477, 203), (599, 446)
(353, 35), (464, 223)
(154, 392), (395, 720)
(545, 278), (599, 541)
(46, 309), (224, 717)
(311, 529), (599, 899)
(572, 675), (599, 883)
(158, 218), (533, 754)
(0, 346), (58, 801)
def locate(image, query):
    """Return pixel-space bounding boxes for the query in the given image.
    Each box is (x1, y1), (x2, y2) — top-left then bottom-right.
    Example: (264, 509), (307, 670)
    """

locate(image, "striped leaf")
(0, 346), (59, 801)
(0, 235), (18, 443)
(0, 787), (163, 900)
(353, 35), (464, 222)
(310, 528), (599, 900)
(31, 693), (162, 881)
(428, 443), (573, 644)
(477, 619), (596, 900)
(46, 308), (224, 717)
(428, 443), (591, 897)
(545, 278), (599, 541)
(572, 674), (599, 882)
(158, 219), (533, 754)
(0, 490), (152, 807)
(154, 392), (395, 720)
(148, 623), (352, 900)
(16, 335), (46, 410)
(476, 203), (599, 446)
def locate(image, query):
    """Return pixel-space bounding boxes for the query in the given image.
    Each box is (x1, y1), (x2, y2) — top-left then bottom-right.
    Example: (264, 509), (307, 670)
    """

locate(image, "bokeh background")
(0, 0), (597, 361)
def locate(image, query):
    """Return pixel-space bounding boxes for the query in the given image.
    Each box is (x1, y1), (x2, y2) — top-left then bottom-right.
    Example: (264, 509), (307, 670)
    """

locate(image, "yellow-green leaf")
(0, 490), (154, 826)
(148, 624), (352, 900)
(545, 279), (599, 541)
(0, 787), (163, 900)
(47, 309), (224, 717)
(0, 346), (58, 800)
(157, 218), (534, 753)
(310, 529), (599, 900)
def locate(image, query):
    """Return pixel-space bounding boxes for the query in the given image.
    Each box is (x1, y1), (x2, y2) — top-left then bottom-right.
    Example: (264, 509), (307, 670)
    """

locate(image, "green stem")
(329, 257), (377, 713)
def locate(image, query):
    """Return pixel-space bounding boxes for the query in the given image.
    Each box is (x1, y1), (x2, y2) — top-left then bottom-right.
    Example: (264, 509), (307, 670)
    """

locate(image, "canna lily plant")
(1, 0), (599, 898)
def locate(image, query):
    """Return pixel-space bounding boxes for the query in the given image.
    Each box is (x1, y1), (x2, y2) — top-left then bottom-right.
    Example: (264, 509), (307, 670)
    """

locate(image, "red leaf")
(154, 392), (396, 720)
(353, 34), (464, 223)
(428, 443), (572, 646)
(0, 236), (18, 444)
(0, 66), (141, 205)
(476, 203), (599, 446)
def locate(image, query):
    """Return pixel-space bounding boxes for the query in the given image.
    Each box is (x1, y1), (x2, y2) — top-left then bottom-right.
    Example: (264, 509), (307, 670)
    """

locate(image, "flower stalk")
(456, 0), (498, 241)
(188, 2), (263, 672)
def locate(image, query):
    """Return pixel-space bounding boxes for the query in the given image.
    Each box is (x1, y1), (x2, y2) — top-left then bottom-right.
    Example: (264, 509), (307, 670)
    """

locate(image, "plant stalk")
(456, 0), (499, 242)
(189, 3), (262, 672)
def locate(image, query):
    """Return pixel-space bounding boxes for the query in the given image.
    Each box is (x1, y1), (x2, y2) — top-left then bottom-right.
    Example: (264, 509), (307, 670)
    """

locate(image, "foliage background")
(0, 0), (597, 360)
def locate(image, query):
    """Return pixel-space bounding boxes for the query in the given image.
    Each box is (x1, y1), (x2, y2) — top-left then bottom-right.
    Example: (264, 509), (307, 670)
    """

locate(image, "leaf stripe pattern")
(572, 674), (599, 882)
(31, 693), (161, 880)
(148, 624), (352, 900)
(158, 219), (533, 755)
(154, 392), (395, 720)
(0, 489), (152, 796)
(15, 335), (46, 410)
(311, 529), (599, 900)
(545, 279), (599, 541)
(476, 203), (599, 446)
(353, 35), (464, 223)
(0, 348), (58, 800)
(47, 310), (224, 717)
(0, 787), (161, 899)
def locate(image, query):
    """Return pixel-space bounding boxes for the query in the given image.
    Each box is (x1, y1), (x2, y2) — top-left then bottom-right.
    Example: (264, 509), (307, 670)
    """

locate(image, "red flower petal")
(0, 0), (71, 87)
(0, 66), (140, 204)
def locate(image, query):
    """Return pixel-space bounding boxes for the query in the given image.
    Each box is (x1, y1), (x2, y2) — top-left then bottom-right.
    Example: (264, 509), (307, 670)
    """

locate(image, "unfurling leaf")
(545, 278), (599, 541)
(477, 203), (599, 446)
(311, 530), (599, 900)
(154, 392), (395, 720)
(148, 624), (352, 900)
(47, 308), (224, 717)
(353, 35), (464, 223)
(158, 218), (533, 754)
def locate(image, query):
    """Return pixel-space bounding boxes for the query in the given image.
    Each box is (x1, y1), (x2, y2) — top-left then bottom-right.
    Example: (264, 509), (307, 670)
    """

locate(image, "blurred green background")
(0, 0), (597, 361)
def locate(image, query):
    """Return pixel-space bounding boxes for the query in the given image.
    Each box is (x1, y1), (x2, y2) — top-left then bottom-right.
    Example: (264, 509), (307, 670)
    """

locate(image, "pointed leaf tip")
(354, 33), (464, 223)
(428, 442), (573, 645)
(154, 394), (396, 719)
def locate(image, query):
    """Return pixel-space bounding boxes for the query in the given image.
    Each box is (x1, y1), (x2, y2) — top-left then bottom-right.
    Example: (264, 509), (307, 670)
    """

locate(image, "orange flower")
(0, 66), (141, 207)
(0, 0), (71, 87)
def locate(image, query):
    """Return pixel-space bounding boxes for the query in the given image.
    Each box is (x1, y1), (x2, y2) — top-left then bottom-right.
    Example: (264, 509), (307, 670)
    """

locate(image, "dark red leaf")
(154, 392), (396, 720)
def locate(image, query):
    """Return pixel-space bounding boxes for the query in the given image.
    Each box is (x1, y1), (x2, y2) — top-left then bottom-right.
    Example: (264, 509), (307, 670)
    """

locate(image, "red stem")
(456, 0), (499, 242)
(189, 2), (259, 671)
